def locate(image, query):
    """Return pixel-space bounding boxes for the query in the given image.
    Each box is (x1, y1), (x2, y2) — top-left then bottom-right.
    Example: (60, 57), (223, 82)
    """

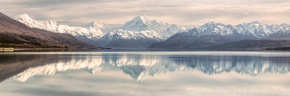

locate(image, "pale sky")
(1, 0), (290, 26)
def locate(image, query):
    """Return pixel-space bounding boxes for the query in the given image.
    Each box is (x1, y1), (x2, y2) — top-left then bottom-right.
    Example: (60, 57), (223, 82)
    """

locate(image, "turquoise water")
(1, 51), (290, 96)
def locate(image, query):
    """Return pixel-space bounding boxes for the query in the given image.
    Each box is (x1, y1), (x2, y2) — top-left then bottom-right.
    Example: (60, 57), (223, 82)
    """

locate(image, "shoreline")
(0, 48), (15, 52)
(0, 47), (101, 52)
(1, 47), (289, 52)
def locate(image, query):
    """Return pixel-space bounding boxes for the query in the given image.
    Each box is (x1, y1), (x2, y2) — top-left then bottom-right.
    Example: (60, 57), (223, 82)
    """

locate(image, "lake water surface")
(1, 51), (290, 96)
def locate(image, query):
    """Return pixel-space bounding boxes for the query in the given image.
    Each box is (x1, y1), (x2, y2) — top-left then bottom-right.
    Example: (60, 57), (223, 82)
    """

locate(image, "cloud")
(3, 70), (290, 96)
(1, 0), (290, 26)
(14, 0), (136, 6)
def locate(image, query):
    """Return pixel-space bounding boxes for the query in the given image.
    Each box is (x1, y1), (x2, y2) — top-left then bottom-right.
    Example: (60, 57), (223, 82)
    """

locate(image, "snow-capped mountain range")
(11, 54), (290, 82)
(150, 21), (290, 48)
(267, 26), (290, 40)
(15, 14), (115, 39)
(122, 15), (190, 38)
(176, 21), (289, 40)
(95, 15), (193, 48)
(13, 14), (290, 48)
(14, 14), (192, 48)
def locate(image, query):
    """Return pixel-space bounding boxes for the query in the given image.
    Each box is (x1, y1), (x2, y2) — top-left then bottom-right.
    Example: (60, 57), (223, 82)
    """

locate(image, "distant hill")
(0, 12), (93, 48)
(204, 40), (290, 50)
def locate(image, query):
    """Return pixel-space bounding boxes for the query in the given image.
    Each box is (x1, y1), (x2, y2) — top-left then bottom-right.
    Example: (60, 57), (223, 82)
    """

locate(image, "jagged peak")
(208, 21), (217, 24)
(86, 21), (105, 28)
(208, 21), (223, 25)
(202, 21), (225, 27)
(122, 15), (151, 31)
(131, 14), (150, 24)
(87, 21), (100, 25)
(152, 19), (160, 23)
(245, 21), (262, 26)
(250, 21), (260, 24)
(136, 14), (147, 19)
(16, 13), (57, 24)
(280, 26), (290, 31)
(17, 13), (33, 19)
(284, 26), (290, 29)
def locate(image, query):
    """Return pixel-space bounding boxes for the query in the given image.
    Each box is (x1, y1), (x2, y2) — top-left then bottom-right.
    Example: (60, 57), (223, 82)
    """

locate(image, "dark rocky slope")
(0, 12), (93, 48)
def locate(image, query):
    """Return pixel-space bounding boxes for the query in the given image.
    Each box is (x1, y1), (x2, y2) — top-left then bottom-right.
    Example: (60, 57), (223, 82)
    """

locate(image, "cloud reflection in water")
(1, 52), (290, 96)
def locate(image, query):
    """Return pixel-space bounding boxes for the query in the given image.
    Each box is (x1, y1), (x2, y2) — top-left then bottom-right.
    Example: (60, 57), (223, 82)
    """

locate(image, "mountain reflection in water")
(1, 52), (290, 82)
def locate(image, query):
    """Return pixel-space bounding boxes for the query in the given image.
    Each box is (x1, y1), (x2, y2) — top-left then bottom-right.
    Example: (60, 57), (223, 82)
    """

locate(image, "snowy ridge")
(12, 55), (290, 82)
(182, 21), (289, 38)
(267, 26), (290, 40)
(238, 21), (289, 38)
(197, 22), (238, 36)
(123, 15), (151, 31)
(158, 21), (290, 48)
(123, 15), (190, 38)
(14, 14), (191, 47)
(86, 21), (121, 33)
(275, 26), (290, 34)
(14, 14), (118, 39)
(95, 15), (193, 47)
(16, 14), (58, 32)
(98, 29), (163, 41)
(13, 14), (290, 48)
(96, 29), (163, 48)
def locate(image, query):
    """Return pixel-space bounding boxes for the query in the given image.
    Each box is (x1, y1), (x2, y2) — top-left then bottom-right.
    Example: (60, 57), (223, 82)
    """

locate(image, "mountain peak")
(202, 21), (225, 27)
(86, 21), (105, 28)
(279, 26), (290, 33)
(18, 13), (32, 20)
(247, 21), (261, 25)
(16, 13), (57, 24)
(137, 14), (147, 18)
(152, 19), (162, 24)
(251, 21), (260, 24)
(132, 14), (149, 23)
(122, 15), (151, 31)
(208, 21), (217, 24)
(14, 13), (59, 32)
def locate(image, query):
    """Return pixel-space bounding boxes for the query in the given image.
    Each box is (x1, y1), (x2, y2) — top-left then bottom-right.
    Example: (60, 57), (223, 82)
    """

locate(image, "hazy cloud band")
(1, 0), (290, 26)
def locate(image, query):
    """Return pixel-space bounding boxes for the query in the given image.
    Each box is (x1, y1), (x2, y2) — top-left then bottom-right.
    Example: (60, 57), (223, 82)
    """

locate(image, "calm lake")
(1, 51), (290, 96)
